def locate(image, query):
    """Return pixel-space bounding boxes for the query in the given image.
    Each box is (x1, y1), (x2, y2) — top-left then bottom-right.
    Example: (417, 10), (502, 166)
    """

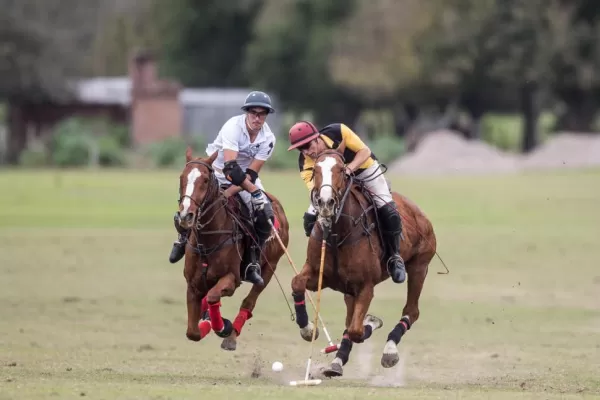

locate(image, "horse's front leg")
(185, 286), (210, 341)
(184, 255), (211, 342)
(291, 262), (320, 342)
(324, 293), (383, 378)
(206, 272), (237, 338)
(348, 284), (377, 343)
(220, 258), (276, 351)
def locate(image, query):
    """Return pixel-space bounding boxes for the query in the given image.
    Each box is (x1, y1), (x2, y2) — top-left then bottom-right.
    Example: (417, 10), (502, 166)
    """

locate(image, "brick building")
(3, 51), (280, 164)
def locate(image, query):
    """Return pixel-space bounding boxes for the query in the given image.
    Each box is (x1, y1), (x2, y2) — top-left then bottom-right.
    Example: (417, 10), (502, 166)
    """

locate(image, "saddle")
(221, 184), (280, 233)
(220, 185), (280, 274)
(352, 182), (386, 246)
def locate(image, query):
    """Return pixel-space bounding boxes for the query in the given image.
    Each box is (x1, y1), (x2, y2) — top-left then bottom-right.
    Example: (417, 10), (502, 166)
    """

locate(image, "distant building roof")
(180, 88), (255, 106)
(72, 77), (131, 105)
(70, 77), (257, 108)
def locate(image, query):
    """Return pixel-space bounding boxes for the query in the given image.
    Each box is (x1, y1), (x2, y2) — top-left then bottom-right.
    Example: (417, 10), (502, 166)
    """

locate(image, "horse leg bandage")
(361, 324), (373, 341)
(387, 316), (411, 345)
(208, 302), (224, 333)
(292, 292), (309, 328)
(233, 308), (253, 336)
(200, 296), (208, 317)
(198, 320), (212, 339)
(334, 331), (354, 366)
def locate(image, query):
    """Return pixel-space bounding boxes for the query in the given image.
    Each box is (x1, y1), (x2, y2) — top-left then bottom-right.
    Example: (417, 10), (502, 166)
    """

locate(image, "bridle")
(178, 160), (223, 230)
(311, 150), (353, 224)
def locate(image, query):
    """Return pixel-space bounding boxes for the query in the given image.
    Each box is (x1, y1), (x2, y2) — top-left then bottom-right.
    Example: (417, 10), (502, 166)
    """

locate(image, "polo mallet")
(289, 234), (327, 387)
(268, 219), (340, 354)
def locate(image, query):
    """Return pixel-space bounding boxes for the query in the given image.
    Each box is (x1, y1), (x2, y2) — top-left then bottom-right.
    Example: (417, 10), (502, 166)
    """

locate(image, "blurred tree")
(327, 0), (449, 139)
(245, 0), (361, 126)
(0, 0), (105, 164)
(328, 0), (433, 104)
(486, 0), (566, 151)
(158, 0), (264, 87)
(418, 0), (567, 151)
(89, 1), (162, 77)
(550, 0), (600, 132)
(0, 0), (102, 101)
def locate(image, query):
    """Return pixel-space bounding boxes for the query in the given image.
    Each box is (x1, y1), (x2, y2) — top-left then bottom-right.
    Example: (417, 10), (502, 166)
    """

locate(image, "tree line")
(2, 0), (600, 152)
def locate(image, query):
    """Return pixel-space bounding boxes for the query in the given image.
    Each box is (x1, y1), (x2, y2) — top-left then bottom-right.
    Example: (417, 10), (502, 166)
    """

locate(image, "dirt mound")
(388, 130), (521, 176)
(388, 130), (600, 176)
(520, 132), (600, 170)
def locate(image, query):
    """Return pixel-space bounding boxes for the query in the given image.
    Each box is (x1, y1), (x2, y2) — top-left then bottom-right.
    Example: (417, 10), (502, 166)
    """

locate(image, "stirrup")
(386, 255), (406, 283)
(244, 262), (264, 285)
(169, 240), (186, 264)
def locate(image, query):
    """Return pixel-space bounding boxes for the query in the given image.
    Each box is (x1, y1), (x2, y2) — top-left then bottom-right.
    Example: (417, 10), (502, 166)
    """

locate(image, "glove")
(344, 166), (354, 177)
(251, 189), (266, 210)
(251, 190), (274, 222)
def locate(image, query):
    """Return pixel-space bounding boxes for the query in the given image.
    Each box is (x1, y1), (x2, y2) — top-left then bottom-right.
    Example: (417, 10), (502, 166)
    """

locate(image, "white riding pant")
(306, 161), (392, 215)
(215, 170), (265, 215)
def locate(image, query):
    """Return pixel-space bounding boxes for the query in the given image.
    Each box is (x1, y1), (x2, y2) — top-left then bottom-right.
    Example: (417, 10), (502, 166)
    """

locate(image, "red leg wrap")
(208, 302), (224, 333)
(201, 296), (208, 315)
(233, 308), (253, 336)
(198, 320), (211, 339)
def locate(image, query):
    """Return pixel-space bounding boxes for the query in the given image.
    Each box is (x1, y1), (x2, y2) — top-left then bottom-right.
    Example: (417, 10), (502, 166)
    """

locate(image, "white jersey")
(206, 114), (276, 171)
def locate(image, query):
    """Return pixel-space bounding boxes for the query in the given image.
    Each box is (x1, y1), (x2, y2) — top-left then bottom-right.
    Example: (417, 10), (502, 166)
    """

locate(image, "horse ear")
(207, 151), (218, 165)
(185, 146), (193, 162)
(336, 139), (346, 156)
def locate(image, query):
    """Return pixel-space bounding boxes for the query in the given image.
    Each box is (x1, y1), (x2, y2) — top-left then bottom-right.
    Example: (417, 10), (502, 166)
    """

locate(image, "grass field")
(1, 167), (599, 400)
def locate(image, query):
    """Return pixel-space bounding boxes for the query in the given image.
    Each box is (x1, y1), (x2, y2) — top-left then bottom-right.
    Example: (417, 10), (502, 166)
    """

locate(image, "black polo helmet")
(241, 91), (275, 114)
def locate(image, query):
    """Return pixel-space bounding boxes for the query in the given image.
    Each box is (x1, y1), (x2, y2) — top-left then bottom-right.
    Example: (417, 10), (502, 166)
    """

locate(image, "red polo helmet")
(287, 121), (320, 151)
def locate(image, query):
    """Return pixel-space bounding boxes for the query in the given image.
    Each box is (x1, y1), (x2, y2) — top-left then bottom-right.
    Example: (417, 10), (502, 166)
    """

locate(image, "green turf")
(1, 167), (599, 399)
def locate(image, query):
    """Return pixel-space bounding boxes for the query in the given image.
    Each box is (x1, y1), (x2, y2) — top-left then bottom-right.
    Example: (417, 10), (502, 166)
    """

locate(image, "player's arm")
(221, 132), (258, 193)
(340, 124), (371, 173)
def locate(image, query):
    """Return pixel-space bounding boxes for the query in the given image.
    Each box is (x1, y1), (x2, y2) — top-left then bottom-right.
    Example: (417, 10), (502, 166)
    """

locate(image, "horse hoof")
(322, 362), (343, 378)
(300, 322), (319, 342)
(380, 340), (399, 368)
(221, 332), (237, 351)
(381, 353), (399, 368)
(364, 314), (383, 330)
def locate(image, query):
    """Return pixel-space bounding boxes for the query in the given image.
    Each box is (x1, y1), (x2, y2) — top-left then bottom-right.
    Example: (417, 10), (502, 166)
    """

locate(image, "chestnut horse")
(291, 145), (436, 377)
(177, 147), (289, 351)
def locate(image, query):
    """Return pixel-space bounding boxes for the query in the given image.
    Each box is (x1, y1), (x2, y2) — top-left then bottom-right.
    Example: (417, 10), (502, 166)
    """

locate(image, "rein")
(312, 151), (376, 248)
(179, 160), (244, 260)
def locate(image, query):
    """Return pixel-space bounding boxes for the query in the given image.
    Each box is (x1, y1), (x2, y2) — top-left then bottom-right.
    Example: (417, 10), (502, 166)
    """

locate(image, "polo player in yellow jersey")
(287, 121), (406, 284)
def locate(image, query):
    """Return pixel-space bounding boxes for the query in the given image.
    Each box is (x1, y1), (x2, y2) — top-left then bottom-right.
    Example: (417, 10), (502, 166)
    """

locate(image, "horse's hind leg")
(381, 255), (430, 368)
(291, 262), (320, 342)
(221, 260), (276, 351)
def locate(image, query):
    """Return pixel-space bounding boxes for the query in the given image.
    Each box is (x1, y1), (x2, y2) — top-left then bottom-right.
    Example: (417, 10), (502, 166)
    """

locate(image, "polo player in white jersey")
(169, 91), (276, 286)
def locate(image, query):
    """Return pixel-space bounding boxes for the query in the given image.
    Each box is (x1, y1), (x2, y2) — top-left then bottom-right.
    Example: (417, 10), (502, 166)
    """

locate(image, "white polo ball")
(272, 361), (283, 372)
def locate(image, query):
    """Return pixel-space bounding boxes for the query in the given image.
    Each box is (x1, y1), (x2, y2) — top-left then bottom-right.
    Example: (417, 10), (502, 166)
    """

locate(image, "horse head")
(177, 147), (219, 230)
(311, 140), (349, 220)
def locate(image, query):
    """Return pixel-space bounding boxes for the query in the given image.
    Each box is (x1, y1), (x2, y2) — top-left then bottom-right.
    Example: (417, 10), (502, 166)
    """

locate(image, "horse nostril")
(184, 213), (194, 224)
(317, 198), (323, 207)
(327, 198), (335, 208)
